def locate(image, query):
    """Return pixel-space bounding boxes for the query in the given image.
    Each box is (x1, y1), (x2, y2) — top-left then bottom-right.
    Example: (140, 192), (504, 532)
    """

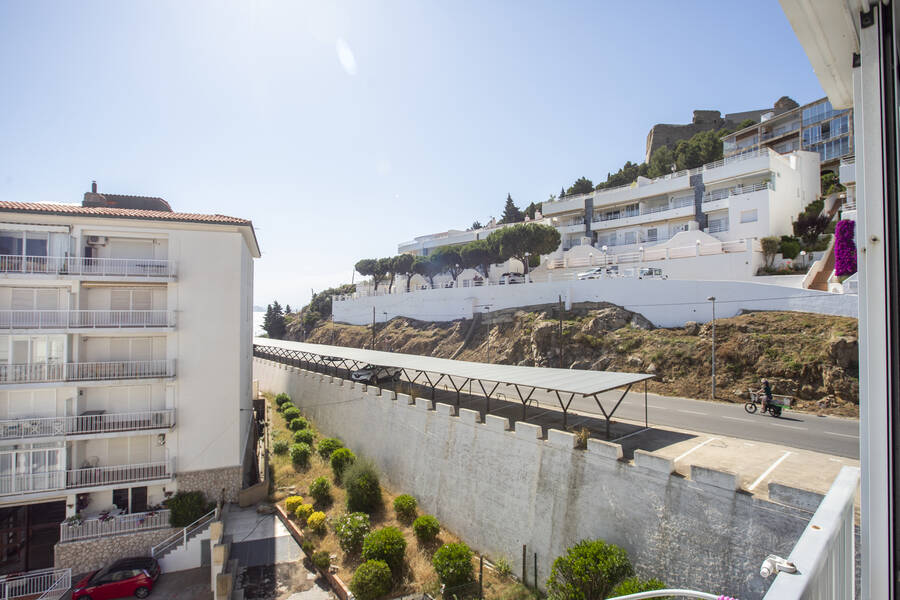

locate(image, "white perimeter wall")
(334, 277), (858, 327)
(255, 360), (817, 600)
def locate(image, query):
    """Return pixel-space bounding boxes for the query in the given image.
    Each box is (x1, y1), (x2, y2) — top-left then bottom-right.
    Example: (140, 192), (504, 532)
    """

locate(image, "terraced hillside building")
(0, 184), (259, 573)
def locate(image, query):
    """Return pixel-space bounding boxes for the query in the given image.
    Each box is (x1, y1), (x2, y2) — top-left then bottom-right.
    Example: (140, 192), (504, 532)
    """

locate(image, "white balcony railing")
(60, 509), (172, 543)
(0, 409), (175, 440)
(0, 309), (175, 330)
(0, 256), (175, 278)
(0, 567), (71, 600)
(0, 360), (175, 384)
(0, 460), (174, 497)
(762, 466), (859, 600)
(702, 180), (772, 203)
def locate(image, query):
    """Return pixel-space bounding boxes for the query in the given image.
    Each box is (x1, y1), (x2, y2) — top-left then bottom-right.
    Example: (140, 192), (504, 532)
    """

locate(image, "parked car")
(72, 556), (160, 599)
(576, 267), (605, 280)
(499, 272), (525, 284)
(639, 267), (664, 279)
(351, 364), (402, 384)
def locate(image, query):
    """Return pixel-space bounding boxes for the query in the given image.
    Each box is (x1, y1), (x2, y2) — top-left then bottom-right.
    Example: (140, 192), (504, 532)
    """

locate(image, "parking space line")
(674, 437), (719, 463)
(748, 451), (793, 491)
(611, 427), (651, 443)
(825, 431), (859, 439)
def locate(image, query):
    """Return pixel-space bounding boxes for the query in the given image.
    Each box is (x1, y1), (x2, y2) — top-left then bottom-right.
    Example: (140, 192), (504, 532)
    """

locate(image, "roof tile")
(0, 201), (251, 226)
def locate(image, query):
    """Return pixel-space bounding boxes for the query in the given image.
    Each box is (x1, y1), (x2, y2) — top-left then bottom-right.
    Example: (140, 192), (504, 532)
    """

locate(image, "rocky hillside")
(296, 305), (859, 417)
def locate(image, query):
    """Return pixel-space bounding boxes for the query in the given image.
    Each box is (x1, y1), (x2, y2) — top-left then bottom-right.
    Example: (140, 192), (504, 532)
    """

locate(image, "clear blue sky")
(0, 1), (823, 309)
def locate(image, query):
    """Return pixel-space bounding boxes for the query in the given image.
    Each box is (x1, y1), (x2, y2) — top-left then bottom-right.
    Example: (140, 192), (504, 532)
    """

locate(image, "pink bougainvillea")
(834, 219), (857, 277)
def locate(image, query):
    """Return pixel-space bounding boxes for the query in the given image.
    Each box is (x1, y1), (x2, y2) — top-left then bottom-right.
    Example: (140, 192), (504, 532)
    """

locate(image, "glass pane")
(0, 234), (23, 256)
(24, 237), (48, 257)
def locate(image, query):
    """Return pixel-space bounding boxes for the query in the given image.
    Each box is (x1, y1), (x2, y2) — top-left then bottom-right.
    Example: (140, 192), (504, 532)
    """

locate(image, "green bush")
(278, 401), (294, 413)
(330, 448), (356, 480)
(361, 527), (407, 573)
(307, 511), (327, 534)
(778, 236), (802, 260)
(432, 543), (474, 588)
(293, 429), (315, 445)
(273, 440), (289, 455)
(609, 577), (669, 599)
(545, 539), (633, 600)
(350, 560), (393, 600)
(393, 494), (417, 522)
(311, 550), (331, 571)
(334, 512), (371, 553)
(282, 406), (301, 421)
(412, 515), (440, 543)
(289, 418), (309, 431)
(317, 437), (344, 459)
(344, 458), (382, 513)
(166, 491), (213, 528)
(295, 503), (314, 524)
(275, 393), (291, 407)
(301, 540), (314, 556)
(493, 556), (511, 577)
(291, 443), (312, 467)
(309, 476), (332, 504)
(284, 496), (304, 514)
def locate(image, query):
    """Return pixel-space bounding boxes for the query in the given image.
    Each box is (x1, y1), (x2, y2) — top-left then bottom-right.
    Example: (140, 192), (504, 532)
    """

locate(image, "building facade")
(0, 186), (259, 573)
(722, 96), (854, 172)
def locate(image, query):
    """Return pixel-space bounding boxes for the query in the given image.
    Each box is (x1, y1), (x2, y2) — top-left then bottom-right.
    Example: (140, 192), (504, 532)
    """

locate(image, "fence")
(151, 508), (218, 558)
(60, 509), (171, 543)
(0, 309), (174, 329)
(65, 460), (174, 489)
(0, 409), (175, 441)
(0, 568), (71, 600)
(0, 255), (175, 277)
(0, 360), (175, 383)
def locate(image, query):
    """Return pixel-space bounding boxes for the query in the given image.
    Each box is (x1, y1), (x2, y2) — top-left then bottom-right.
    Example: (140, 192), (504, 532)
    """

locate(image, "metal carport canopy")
(253, 337), (653, 396)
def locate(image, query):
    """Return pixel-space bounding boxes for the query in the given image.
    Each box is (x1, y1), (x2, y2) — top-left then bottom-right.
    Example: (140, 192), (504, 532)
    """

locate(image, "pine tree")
(263, 301), (286, 339)
(499, 194), (524, 224)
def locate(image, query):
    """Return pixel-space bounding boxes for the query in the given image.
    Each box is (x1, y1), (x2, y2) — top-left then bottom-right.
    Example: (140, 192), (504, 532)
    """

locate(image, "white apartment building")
(0, 185), (259, 573)
(541, 148), (820, 257)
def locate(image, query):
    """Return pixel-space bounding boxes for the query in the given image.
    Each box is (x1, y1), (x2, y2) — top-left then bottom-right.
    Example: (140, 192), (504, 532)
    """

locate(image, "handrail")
(0, 309), (174, 329)
(606, 590), (726, 600)
(0, 359), (175, 384)
(0, 255), (175, 277)
(35, 569), (71, 600)
(0, 568), (71, 600)
(0, 409), (175, 440)
(60, 509), (172, 543)
(151, 507), (218, 558)
(0, 460), (174, 497)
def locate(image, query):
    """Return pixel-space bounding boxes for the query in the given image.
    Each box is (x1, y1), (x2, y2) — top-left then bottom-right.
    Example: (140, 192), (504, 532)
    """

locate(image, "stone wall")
(55, 527), (177, 573)
(255, 359), (822, 600)
(177, 466), (243, 503)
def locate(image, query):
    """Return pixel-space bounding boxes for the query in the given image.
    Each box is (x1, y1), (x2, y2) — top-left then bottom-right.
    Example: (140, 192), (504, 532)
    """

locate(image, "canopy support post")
(449, 378), (470, 406)
(644, 379), (648, 428)
(592, 382), (633, 439)
(477, 380), (501, 417)
(553, 391), (576, 428)
(513, 385), (536, 420)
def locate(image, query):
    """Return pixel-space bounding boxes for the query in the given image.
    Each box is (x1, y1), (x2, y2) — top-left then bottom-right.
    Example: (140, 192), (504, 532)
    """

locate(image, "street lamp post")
(707, 296), (716, 399)
(602, 245), (608, 268)
(800, 250), (807, 269)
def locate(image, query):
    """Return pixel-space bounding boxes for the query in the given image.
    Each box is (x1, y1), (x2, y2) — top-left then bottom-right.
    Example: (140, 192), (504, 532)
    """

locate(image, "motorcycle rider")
(757, 379), (774, 413)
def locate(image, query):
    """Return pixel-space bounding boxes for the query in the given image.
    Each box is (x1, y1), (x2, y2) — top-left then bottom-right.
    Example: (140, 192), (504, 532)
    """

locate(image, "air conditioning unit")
(86, 236), (107, 246)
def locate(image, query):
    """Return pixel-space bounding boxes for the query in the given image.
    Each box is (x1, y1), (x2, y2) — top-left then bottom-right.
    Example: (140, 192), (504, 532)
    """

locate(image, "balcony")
(0, 256), (176, 278)
(59, 508), (172, 543)
(702, 180), (772, 203)
(0, 310), (175, 331)
(0, 409), (175, 441)
(0, 360), (175, 384)
(0, 459), (175, 497)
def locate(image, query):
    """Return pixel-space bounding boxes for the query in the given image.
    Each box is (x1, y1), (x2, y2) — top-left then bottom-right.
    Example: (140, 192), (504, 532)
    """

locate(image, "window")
(740, 209), (758, 223)
(0, 232), (48, 258)
(623, 231), (637, 245)
(646, 228), (658, 242)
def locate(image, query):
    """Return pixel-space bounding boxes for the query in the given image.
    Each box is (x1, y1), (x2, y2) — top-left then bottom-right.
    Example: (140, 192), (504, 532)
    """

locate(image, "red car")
(72, 557), (160, 599)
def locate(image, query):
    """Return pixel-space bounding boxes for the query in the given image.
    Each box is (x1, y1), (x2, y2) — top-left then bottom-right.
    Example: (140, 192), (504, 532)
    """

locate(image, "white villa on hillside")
(0, 184), (259, 574)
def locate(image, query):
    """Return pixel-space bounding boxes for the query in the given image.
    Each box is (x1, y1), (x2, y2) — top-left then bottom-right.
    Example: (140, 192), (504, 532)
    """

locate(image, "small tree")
(545, 539), (633, 600)
(393, 253), (415, 292)
(793, 212), (831, 247)
(263, 301), (286, 339)
(460, 239), (500, 277)
(470, 220), (483, 230)
(355, 259), (376, 282)
(374, 258), (392, 292)
(487, 223), (561, 273)
(761, 236), (781, 268)
(432, 543), (475, 588)
(566, 177), (594, 196)
(499, 193), (524, 224)
(412, 255), (440, 288)
(350, 560), (392, 600)
(431, 246), (463, 282)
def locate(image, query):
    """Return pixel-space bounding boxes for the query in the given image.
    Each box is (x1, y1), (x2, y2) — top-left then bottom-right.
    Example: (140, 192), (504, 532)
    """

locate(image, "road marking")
(677, 409), (707, 416)
(769, 423), (806, 430)
(743, 442), (756, 447)
(648, 405), (670, 411)
(748, 451), (793, 491)
(824, 431), (859, 439)
(674, 437), (719, 463)
(722, 416), (754, 423)
(829, 458), (844, 463)
(611, 427), (651, 442)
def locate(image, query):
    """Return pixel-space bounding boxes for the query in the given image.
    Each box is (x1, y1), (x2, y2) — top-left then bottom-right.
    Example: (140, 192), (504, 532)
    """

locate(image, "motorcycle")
(744, 391), (784, 417)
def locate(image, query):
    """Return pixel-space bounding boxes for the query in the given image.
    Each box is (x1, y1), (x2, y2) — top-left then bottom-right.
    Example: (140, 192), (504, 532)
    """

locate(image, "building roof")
(0, 200), (251, 226)
(254, 338), (653, 396)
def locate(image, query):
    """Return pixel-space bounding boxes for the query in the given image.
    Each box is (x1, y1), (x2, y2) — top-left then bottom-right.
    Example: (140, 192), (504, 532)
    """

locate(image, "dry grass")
(267, 394), (533, 599)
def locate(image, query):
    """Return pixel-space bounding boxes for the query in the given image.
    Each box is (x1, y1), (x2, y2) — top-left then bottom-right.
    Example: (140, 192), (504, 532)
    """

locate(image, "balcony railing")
(60, 509), (172, 543)
(0, 460), (174, 497)
(0, 360), (175, 384)
(0, 567), (71, 600)
(0, 409), (175, 440)
(0, 310), (175, 330)
(702, 180), (772, 202)
(0, 256), (175, 278)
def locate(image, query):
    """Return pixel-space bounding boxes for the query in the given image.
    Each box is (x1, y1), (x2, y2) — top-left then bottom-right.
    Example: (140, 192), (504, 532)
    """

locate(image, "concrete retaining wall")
(255, 359), (818, 600)
(333, 277), (857, 327)
(54, 527), (178, 573)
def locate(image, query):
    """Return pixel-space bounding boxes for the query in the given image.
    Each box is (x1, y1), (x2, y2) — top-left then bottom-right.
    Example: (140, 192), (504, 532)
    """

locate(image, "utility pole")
(331, 313), (335, 345)
(707, 296), (716, 399)
(558, 295), (564, 369)
(372, 306), (376, 350)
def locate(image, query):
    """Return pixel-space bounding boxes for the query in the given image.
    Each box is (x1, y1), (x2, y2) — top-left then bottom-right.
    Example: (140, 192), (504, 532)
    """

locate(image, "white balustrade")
(0, 310), (174, 330)
(0, 256), (175, 277)
(60, 509), (171, 543)
(0, 360), (175, 384)
(0, 460), (174, 497)
(0, 567), (71, 600)
(0, 409), (175, 440)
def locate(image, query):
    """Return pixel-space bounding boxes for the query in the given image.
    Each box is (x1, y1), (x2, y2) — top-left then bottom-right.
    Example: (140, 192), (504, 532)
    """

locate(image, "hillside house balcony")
(0, 459), (174, 497)
(0, 409), (175, 441)
(0, 359), (175, 384)
(59, 508), (172, 543)
(0, 256), (175, 279)
(702, 180), (772, 204)
(0, 309), (175, 331)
